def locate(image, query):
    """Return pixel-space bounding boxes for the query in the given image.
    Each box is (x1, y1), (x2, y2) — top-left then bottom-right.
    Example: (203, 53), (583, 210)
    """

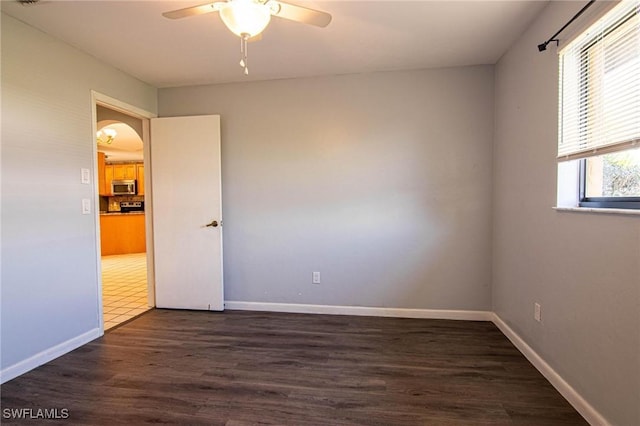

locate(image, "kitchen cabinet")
(97, 152), (107, 195)
(113, 164), (136, 180)
(104, 165), (114, 196)
(100, 213), (146, 255)
(99, 162), (144, 196)
(137, 164), (145, 195)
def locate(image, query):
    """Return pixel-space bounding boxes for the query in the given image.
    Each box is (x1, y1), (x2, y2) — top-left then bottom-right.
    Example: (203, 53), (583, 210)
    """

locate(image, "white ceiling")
(2, 0), (548, 88)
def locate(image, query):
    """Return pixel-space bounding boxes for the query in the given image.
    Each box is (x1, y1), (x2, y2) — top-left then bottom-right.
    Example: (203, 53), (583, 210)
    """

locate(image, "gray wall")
(493, 2), (640, 425)
(1, 13), (157, 371)
(159, 67), (494, 311)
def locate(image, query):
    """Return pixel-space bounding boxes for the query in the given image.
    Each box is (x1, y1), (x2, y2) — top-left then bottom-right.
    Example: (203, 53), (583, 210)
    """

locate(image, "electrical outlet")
(534, 303), (542, 322)
(312, 271), (321, 284)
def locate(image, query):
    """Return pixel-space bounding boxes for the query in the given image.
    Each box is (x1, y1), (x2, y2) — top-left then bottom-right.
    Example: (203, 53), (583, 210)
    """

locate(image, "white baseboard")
(224, 301), (493, 321)
(491, 314), (609, 426)
(0, 328), (101, 384)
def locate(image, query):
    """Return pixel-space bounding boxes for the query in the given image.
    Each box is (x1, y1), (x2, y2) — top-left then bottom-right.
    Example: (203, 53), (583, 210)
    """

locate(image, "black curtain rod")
(538, 0), (596, 52)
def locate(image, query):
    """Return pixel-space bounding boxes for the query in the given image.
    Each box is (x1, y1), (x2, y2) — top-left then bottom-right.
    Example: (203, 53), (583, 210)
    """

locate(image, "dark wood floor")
(1, 309), (587, 425)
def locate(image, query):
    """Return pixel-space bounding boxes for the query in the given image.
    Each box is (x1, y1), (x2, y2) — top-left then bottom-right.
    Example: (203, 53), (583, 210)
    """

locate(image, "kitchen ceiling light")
(97, 129), (117, 145)
(219, 0), (273, 75)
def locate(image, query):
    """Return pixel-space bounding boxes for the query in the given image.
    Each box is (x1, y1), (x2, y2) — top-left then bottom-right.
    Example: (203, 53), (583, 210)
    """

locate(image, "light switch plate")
(534, 302), (542, 322)
(81, 168), (91, 184)
(82, 198), (91, 215)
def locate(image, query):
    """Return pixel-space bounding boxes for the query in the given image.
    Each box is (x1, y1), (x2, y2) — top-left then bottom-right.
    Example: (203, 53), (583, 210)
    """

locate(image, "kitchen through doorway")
(95, 102), (152, 330)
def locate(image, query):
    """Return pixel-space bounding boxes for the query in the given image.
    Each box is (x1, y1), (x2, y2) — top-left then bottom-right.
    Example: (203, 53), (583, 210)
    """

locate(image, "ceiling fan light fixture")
(162, 0), (331, 76)
(219, 0), (271, 38)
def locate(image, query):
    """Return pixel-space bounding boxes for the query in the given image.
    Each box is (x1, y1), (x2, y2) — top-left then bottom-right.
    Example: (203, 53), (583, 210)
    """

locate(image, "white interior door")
(150, 115), (223, 310)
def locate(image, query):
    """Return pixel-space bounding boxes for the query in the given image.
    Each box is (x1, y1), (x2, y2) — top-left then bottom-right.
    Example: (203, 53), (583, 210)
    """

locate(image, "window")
(558, 1), (640, 210)
(580, 147), (640, 208)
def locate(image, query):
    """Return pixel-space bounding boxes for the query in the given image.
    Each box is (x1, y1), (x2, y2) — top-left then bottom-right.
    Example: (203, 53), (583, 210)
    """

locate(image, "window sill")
(553, 207), (640, 216)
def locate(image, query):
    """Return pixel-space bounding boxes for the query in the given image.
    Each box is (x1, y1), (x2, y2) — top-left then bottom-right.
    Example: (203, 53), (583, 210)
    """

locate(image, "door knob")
(205, 220), (219, 228)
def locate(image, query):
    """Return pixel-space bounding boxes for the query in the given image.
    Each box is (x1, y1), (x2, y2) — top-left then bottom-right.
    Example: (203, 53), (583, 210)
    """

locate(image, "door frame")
(91, 91), (157, 334)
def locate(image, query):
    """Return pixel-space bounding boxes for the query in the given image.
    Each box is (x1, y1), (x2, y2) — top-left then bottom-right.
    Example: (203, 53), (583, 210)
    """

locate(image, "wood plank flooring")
(1, 310), (587, 425)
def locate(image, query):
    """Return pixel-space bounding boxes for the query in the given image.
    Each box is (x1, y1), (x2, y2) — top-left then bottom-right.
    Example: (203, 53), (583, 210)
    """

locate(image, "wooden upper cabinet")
(112, 164), (125, 180)
(137, 164), (145, 195)
(100, 162), (143, 196)
(124, 164), (136, 180)
(113, 164), (136, 180)
(105, 165), (114, 195)
(97, 152), (107, 195)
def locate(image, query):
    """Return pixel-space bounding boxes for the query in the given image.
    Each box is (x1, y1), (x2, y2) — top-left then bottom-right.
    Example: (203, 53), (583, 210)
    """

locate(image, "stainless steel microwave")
(112, 180), (136, 195)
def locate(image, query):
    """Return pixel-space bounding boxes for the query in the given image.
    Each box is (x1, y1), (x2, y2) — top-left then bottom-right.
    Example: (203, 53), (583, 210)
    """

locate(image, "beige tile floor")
(102, 253), (150, 330)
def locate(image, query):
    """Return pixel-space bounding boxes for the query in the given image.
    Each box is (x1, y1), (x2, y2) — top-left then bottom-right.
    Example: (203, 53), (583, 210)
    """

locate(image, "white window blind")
(558, 0), (640, 161)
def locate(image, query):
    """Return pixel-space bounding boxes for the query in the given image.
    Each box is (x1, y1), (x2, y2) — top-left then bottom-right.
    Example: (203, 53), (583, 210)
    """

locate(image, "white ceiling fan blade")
(162, 2), (224, 20)
(270, 1), (332, 28)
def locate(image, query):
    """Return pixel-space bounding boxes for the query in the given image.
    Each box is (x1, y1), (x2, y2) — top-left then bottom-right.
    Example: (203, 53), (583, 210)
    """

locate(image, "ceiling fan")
(163, 0), (332, 75)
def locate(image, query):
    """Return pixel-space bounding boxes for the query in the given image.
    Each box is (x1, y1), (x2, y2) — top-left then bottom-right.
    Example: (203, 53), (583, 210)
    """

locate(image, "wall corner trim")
(224, 301), (493, 321)
(0, 328), (101, 385)
(491, 313), (610, 426)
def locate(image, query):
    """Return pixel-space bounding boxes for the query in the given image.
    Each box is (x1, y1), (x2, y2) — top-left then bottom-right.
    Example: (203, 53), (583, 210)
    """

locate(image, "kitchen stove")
(120, 201), (144, 213)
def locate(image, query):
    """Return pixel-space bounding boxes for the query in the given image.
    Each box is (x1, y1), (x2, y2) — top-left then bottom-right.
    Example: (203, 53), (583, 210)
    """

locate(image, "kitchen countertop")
(100, 211), (145, 216)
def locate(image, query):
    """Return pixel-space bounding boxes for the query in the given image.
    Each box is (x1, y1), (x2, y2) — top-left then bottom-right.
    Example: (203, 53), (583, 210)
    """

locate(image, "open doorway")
(94, 99), (155, 330)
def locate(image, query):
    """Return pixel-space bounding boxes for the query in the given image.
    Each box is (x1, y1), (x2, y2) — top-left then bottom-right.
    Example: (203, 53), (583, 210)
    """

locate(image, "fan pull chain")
(239, 33), (249, 75)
